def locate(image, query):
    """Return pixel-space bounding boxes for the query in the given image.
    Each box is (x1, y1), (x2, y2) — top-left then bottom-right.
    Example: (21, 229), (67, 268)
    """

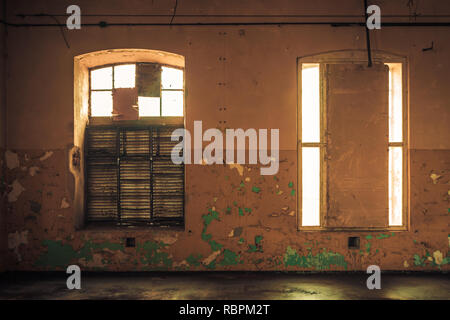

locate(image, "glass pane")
(91, 91), (113, 117)
(162, 66), (183, 89)
(302, 147), (320, 226)
(387, 63), (402, 142)
(114, 64), (136, 88)
(302, 64), (320, 143)
(138, 96), (160, 117)
(389, 146), (402, 226)
(162, 90), (183, 116)
(91, 67), (112, 90)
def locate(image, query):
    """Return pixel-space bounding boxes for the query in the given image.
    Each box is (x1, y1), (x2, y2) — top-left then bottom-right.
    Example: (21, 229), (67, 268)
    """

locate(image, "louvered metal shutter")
(86, 126), (184, 226)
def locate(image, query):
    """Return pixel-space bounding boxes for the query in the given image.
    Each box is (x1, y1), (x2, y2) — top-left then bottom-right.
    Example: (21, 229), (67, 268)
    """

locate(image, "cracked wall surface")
(0, 0), (449, 272)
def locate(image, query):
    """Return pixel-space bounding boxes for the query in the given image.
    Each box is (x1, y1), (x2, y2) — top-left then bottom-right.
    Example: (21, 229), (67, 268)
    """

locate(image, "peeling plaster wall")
(1, 0), (450, 272)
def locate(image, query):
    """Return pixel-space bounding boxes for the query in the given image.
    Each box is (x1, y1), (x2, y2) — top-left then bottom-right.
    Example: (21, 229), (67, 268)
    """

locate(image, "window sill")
(298, 226), (408, 232)
(88, 116), (184, 127)
(76, 222), (185, 234)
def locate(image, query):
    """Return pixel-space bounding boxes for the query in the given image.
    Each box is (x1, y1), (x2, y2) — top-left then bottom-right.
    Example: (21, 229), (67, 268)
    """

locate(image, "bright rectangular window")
(301, 64), (321, 227)
(138, 97), (161, 117)
(301, 64), (320, 143)
(90, 91), (113, 117)
(302, 147), (321, 226)
(299, 59), (406, 230)
(114, 64), (136, 88)
(89, 64), (184, 118)
(386, 63), (404, 226)
(161, 66), (184, 116)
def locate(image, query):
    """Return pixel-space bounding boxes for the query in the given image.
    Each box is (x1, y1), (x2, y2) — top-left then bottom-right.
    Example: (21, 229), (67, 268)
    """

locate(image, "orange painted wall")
(1, 0), (449, 271)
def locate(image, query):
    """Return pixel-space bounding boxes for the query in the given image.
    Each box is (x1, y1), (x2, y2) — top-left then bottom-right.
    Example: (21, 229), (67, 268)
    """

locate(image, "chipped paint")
(429, 173), (442, 184)
(228, 227), (243, 238)
(153, 234), (178, 245)
(248, 235), (263, 253)
(35, 240), (124, 268)
(39, 151), (54, 161)
(228, 163), (244, 176)
(28, 166), (40, 176)
(186, 254), (202, 267)
(60, 197), (70, 209)
(8, 230), (29, 261)
(137, 241), (172, 269)
(283, 246), (348, 270)
(218, 249), (241, 266)
(5, 150), (19, 169)
(8, 179), (25, 202)
(209, 240), (223, 251)
(252, 186), (261, 193)
(3, 147), (449, 272)
(203, 250), (221, 266)
(433, 250), (443, 265)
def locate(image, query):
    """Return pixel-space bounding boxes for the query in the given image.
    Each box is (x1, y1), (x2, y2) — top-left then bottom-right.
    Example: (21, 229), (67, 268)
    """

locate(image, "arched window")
(73, 49), (185, 228)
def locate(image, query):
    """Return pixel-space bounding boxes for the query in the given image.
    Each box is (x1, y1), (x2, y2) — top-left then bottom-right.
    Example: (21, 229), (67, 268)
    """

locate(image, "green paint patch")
(35, 239), (124, 268)
(209, 240), (223, 251)
(252, 186), (261, 193)
(248, 235), (264, 253)
(226, 206), (232, 215)
(35, 240), (79, 268)
(239, 207), (244, 216)
(413, 254), (426, 267)
(365, 235), (373, 240)
(201, 231), (212, 242)
(137, 241), (172, 268)
(203, 209), (220, 226)
(244, 207), (252, 213)
(376, 233), (391, 239)
(283, 246), (348, 270)
(218, 249), (240, 266)
(201, 209), (220, 243)
(412, 251), (449, 269)
(186, 254), (202, 267)
(238, 238), (245, 244)
(365, 242), (372, 253)
(287, 182), (296, 196)
(205, 260), (216, 270)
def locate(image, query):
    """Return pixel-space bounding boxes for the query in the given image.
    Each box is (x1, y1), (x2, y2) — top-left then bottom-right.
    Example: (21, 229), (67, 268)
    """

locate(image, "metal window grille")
(86, 125), (184, 226)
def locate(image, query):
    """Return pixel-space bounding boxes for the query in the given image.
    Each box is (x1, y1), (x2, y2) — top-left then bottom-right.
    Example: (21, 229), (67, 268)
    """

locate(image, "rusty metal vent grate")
(86, 125), (184, 226)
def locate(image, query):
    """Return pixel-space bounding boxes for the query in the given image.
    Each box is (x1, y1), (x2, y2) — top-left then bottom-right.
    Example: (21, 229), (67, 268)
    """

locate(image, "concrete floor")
(0, 272), (448, 300)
